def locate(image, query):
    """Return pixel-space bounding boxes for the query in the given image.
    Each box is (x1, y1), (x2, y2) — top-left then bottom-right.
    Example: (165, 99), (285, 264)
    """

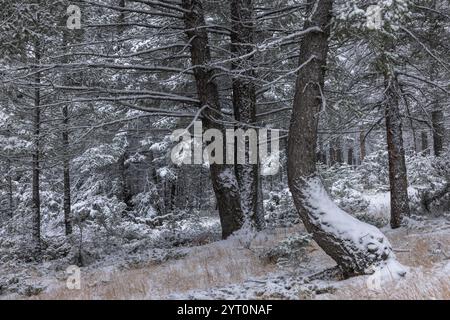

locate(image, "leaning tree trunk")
(183, 0), (244, 239)
(287, 0), (403, 277)
(230, 0), (265, 231)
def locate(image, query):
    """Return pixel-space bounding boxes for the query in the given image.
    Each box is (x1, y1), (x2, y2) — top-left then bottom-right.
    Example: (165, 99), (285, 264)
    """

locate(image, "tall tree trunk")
(421, 131), (429, 155)
(329, 142), (336, 166)
(401, 86), (417, 153)
(119, 153), (132, 207)
(62, 104), (73, 235)
(7, 158), (13, 219)
(287, 0), (401, 277)
(335, 139), (343, 164)
(432, 107), (444, 157)
(230, 0), (264, 231)
(347, 147), (354, 166)
(359, 129), (366, 163)
(32, 41), (42, 255)
(317, 135), (326, 165)
(379, 52), (410, 229)
(182, 0), (244, 239)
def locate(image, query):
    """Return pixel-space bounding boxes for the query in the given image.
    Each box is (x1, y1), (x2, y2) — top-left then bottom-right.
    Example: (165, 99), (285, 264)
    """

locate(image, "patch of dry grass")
(320, 265), (450, 300)
(320, 227), (450, 300)
(28, 224), (449, 300)
(31, 230), (293, 300)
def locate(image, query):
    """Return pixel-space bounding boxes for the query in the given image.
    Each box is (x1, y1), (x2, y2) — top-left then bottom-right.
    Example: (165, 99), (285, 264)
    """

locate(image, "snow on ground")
(361, 187), (422, 225)
(1, 214), (448, 300)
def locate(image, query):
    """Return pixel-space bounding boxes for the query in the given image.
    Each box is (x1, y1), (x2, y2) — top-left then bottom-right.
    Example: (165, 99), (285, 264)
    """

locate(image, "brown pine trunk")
(287, 0), (399, 277)
(182, 0), (244, 239)
(230, 0), (264, 231)
(380, 57), (410, 229)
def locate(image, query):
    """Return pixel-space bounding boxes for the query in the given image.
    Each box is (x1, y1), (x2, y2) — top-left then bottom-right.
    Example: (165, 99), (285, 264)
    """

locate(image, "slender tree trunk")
(230, 0), (264, 231)
(32, 41), (42, 255)
(7, 158), (13, 219)
(347, 147), (354, 166)
(329, 142), (336, 166)
(182, 0), (244, 239)
(401, 86), (417, 153)
(421, 131), (429, 155)
(287, 0), (400, 277)
(432, 108), (444, 157)
(119, 153), (132, 207)
(335, 139), (343, 164)
(379, 52), (410, 228)
(118, 0), (126, 34)
(317, 135), (326, 165)
(62, 104), (73, 235)
(359, 129), (366, 163)
(171, 182), (177, 211)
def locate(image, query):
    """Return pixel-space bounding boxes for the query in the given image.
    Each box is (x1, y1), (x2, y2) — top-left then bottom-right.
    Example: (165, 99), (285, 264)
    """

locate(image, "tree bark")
(287, 0), (400, 277)
(230, 0), (264, 231)
(359, 129), (366, 163)
(335, 139), (343, 164)
(347, 147), (354, 166)
(182, 0), (244, 239)
(62, 104), (73, 235)
(421, 131), (429, 155)
(329, 142), (336, 166)
(432, 108), (444, 157)
(32, 40), (42, 255)
(317, 135), (327, 165)
(7, 158), (13, 219)
(379, 53), (411, 229)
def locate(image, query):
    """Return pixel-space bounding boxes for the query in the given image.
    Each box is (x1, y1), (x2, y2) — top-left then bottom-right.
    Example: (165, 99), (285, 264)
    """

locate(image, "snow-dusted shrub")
(264, 188), (299, 227)
(407, 153), (450, 214)
(320, 164), (370, 214)
(130, 191), (159, 219)
(152, 211), (221, 248)
(354, 211), (389, 228)
(72, 195), (127, 236)
(258, 234), (312, 270)
(358, 149), (390, 191)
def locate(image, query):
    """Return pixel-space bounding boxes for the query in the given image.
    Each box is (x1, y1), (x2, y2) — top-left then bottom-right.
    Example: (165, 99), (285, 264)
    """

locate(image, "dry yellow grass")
(319, 227), (450, 300)
(31, 229), (292, 300)
(320, 265), (450, 300)
(28, 225), (449, 300)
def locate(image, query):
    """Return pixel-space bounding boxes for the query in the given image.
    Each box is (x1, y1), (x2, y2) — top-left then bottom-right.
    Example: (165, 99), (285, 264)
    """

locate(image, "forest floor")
(1, 214), (448, 300)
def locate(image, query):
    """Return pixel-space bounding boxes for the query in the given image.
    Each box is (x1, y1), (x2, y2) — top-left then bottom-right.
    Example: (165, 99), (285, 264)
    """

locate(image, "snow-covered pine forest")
(0, 0), (449, 300)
